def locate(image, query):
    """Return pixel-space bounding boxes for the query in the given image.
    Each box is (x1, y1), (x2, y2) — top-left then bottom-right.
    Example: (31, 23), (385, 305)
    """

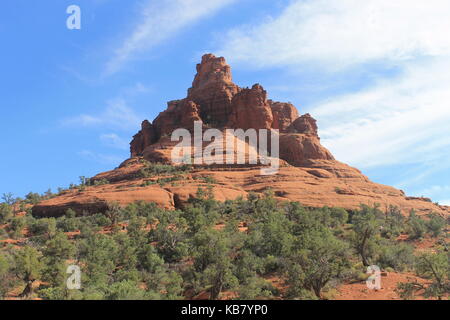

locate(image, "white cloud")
(78, 150), (123, 165)
(218, 0), (450, 70)
(105, 0), (237, 75)
(63, 98), (141, 131)
(312, 58), (450, 169)
(415, 185), (450, 205)
(122, 82), (153, 96)
(419, 185), (450, 195)
(100, 133), (129, 150)
(215, 0), (450, 193)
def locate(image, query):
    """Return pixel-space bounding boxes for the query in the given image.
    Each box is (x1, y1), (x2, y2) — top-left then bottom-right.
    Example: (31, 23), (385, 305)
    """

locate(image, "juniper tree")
(14, 246), (43, 298)
(351, 205), (384, 266)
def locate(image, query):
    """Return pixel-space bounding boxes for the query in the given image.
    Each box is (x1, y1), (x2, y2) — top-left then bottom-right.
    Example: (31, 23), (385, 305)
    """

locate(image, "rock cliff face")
(32, 54), (450, 218)
(269, 101), (299, 131)
(288, 114), (319, 135)
(227, 84), (273, 130)
(153, 100), (203, 137)
(130, 120), (156, 157)
(129, 53), (333, 166)
(187, 54), (240, 126)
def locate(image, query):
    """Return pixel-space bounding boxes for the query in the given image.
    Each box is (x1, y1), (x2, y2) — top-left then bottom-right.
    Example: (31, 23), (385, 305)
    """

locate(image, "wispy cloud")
(105, 0), (238, 75)
(418, 185), (450, 196)
(62, 97), (141, 131)
(122, 82), (153, 96)
(215, 0), (450, 194)
(78, 150), (124, 166)
(415, 185), (450, 205)
(100, 133), (129, 150)
(312, 58), (450, 169)
(218, 0), (450, 70)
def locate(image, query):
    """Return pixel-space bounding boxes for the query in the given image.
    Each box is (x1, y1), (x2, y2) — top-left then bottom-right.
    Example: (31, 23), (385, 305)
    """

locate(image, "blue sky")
(1, 0), (449, 205)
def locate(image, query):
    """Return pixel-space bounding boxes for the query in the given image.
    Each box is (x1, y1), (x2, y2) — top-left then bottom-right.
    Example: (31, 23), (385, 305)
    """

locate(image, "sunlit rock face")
(129, 54), (333, 166)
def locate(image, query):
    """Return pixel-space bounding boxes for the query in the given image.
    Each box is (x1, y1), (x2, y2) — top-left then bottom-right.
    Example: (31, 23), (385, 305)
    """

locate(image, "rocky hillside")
(33, 54), (449, 218)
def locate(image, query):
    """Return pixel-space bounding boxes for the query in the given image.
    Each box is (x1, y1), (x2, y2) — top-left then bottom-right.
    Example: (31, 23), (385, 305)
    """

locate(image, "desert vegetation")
(0, 189), (448, 300)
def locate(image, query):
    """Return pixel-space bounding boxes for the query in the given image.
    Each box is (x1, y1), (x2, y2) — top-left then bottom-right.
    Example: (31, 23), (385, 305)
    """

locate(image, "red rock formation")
(190, 54), (234, 90)
(153, 100), (202, 137)
(279, 113), (334, 165)
(269, 100), (299, 131)
(227, 84), (273, 130)
(32, 159), (449, 218)
(129, 54), (339, 167)
(30, 53), (447, 219)
(130, 120), (156, 157)
(288, 113), (319, 136)
(279, 134), (334, 166)
(187, 54), (240, 126)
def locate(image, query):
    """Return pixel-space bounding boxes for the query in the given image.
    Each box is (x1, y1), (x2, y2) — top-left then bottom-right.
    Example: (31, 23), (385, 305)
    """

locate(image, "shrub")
(1, 193), (16, 206)
(29, 218), (57, 238)
(38, 287), (67, 300)
(138, 163), (191, 178)
(0, 252), (12, 298)
(238, 277), (275, 300)
(93, 178), (109, 186)
(8, 217), (26, 239)
(407, 211), (427, 239)
(104, 202), (123, 226)
(56, 212), (80, 232)
(398, 251), (449, 300)
(330, 207), (349, 226)
(382, 206), (406, 238)
(0, 203), (12, 223)
(25, 192), (42, 205)
(287, 228), (350, 299)
(425, 213), (447, 237)
(194, 175), (218, 184)
(106, 280), (147, 300)
(149, 212), (189, 263)
(0, 228), (8, 240)
(350, 204), (384, 266)
(376, 243), (414, 272)
(91, 213), (112, 227)
(14, 246), (44, 297)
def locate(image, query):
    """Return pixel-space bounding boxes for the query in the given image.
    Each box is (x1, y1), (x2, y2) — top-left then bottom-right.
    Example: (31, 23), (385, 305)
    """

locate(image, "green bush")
(0, 203), (12, 223)
(29, 218), (57, 238)
(25, 192), (42, 205)
(376, 242), (414, 272)
(407, 212), (427, 239)
(330, 207), (349, 226)
(106, 280), (147, 300)
(56, 217), (80, 232)
(0, 228), (8, 240)
(425, 213), (447, 237)
(398, 250), (449, 300)
(350, 204), (384, 266)
(8, 217), (26, 239)
(138, 163), (191, 178)
(0, 191), (428, 301)
(382, 206), (406, 238)
(0, 252), (13, 298)
(93, 178), (109, 186)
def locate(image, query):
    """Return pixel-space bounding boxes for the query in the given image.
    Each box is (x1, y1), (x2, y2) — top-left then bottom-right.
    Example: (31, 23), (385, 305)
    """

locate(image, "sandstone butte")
(33, 54), (450, 218)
